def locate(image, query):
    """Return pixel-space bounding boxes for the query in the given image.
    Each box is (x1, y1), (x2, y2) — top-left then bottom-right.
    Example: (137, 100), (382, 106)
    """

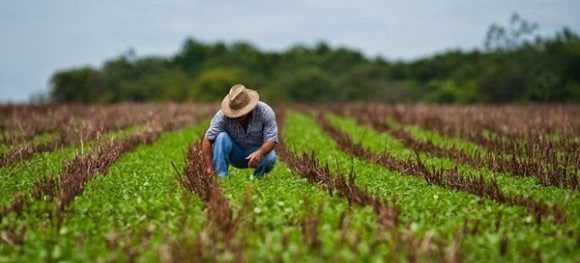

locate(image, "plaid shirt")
(204, 101), (278, 148)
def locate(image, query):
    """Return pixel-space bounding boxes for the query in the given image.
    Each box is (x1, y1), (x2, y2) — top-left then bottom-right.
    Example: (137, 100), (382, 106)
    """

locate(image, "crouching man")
(202, 84), (278, 178)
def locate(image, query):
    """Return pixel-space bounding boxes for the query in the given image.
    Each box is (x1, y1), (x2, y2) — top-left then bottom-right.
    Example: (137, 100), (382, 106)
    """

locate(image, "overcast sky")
(1, 0), (579, 102)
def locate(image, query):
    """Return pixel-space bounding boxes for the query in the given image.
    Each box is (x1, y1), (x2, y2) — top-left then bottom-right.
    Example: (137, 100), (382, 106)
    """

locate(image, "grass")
(0, 123), (207, 262)
(286, 111), (578, 262)
(0, 105), (578, 262)
(327, 114), (579, 222)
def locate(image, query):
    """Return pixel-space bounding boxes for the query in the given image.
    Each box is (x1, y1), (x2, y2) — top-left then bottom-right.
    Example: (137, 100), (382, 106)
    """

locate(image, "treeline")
(49, 15), (580, 103)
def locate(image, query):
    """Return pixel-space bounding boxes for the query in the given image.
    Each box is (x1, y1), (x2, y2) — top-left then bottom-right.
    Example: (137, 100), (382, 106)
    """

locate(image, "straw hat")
(221, 84), (260, 118)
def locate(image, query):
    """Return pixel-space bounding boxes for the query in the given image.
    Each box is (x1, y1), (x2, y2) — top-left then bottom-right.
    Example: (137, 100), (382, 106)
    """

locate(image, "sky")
(1, 0), (579, 102)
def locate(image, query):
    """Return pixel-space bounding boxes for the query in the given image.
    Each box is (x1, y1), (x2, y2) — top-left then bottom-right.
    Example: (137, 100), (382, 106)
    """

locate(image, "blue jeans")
(212, 132), (276, 178)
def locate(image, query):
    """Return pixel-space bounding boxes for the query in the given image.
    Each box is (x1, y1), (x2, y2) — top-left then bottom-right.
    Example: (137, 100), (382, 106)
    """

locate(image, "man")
(202, 84), (278, 178)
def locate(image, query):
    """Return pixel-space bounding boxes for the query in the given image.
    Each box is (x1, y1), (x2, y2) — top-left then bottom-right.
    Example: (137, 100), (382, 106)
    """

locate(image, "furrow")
(279, 148), (400, 230)
(316, 113), (566, 224)
(363, 116), (578, 191)
(177, 143), (244, 262)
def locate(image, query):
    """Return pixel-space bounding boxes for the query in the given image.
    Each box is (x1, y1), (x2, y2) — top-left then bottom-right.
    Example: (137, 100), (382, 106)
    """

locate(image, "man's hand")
(246, 150), (263, 168)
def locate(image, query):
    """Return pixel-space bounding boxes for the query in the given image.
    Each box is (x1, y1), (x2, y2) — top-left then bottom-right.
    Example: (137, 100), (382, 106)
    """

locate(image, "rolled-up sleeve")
(262, 105), (278, 143)
(204, 111), (225, 141)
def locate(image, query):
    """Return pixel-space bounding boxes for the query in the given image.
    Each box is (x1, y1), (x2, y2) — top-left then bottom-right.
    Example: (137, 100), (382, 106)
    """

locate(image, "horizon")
(1, 0), (580, 103)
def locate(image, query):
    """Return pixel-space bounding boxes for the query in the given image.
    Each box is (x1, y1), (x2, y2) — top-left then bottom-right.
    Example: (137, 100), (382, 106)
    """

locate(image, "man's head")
(221, 84), (259, 119)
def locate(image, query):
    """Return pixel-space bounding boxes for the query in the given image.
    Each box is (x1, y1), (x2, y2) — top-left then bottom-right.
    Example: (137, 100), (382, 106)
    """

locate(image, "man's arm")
(247, 104), (279, 167)
(203, 111), (225, 174)
(246, 140), (277, 168)
(202, 138), (214, 174)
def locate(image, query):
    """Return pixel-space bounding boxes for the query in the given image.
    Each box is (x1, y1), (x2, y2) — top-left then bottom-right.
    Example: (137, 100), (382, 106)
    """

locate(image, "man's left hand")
(246, 150), (263, 168)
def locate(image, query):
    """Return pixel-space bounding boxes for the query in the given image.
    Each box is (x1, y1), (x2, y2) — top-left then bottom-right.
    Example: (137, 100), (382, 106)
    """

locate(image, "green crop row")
(0, 133), (58, 155)
(0, 126), (139, 206)
(1, 110), (577, 262)
(220, 164), (384, 262)
(284, 111), (578, 262)
(0, 123), (206, 262)
(326, 114), (579, 223)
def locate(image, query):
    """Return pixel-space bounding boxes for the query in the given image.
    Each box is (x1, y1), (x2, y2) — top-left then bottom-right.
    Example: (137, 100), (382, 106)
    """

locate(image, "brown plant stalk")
(316, 113), (566, 224)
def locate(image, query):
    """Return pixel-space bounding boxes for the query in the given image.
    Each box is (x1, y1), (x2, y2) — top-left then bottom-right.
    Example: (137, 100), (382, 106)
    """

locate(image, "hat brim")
(221, 89), (259, 118)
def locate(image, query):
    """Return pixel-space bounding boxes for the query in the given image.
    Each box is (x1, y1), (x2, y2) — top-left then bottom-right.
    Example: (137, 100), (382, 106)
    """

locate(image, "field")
(0, 103), (578, 262)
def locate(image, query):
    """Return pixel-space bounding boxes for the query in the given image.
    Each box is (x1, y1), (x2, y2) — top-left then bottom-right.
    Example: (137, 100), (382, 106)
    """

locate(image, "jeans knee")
(262, 150), (276, 166)
(215, 132), (234, 147)
(213, 132), (233, 154)
(215, 132), (231, 142)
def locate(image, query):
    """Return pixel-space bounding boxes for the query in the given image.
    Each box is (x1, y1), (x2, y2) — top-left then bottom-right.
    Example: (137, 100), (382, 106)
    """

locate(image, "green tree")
(338, 63), (389, 101)
(50, 67), (102, 102)
(174, 38), (208, 75)
(118, 68), (191, 101)
(188, 67), (250, 101)
(484, 13), (538, 51)
(47, 24), (580, 104)
(278, 67), (337, 102)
